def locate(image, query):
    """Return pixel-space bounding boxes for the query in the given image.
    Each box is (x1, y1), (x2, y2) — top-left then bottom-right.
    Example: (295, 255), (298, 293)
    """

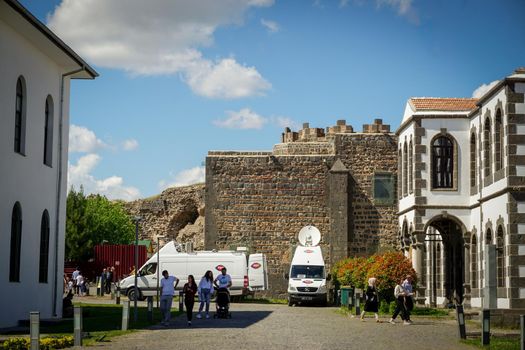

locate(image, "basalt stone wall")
(205, 128), (398, 296)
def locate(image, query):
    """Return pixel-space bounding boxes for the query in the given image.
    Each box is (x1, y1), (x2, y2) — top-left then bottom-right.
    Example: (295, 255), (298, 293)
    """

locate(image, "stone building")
(397, 68), (525, 314)
(0, 0), (97, 327)
(205, 119), (398, 295)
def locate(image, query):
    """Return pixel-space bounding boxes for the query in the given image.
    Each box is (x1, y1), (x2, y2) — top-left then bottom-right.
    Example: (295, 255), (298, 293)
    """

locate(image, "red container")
(94, 244), (147, 281)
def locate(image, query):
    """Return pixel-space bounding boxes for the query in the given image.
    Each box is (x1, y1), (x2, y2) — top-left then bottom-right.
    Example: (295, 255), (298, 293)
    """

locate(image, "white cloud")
(68, 154), (141, 201)
(122, 139), (139, 151)
(158, 166), (206, 190)
(213, 108), (267, 129)
(69, 125), (106, 153)
(213, 108), (299, 130)
(339, 0), (418, 22)
(472, 80), (500, 99)
(48, 1), (272, 99)
(376, 0), (412, 15)
(339, 0), (350, 7)
(261, 19), (280, 33)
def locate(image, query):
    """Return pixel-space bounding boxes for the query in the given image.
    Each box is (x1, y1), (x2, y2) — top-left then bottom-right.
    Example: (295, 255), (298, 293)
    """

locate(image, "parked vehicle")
(286, 226), (329, 306)
(120, 241), (268, 301)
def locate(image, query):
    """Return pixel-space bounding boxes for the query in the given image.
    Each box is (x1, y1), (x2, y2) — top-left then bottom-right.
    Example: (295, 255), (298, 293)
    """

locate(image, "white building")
(397, 68), (525, 312)
(0, 0), (97, 328)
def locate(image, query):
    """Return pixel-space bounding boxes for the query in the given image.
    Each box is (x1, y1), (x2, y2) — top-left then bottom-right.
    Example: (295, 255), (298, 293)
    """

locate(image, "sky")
(19, 0), (525, 201)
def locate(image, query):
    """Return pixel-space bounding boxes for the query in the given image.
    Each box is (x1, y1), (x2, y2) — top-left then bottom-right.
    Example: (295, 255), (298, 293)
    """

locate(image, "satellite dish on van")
(298, 225), (321, 247)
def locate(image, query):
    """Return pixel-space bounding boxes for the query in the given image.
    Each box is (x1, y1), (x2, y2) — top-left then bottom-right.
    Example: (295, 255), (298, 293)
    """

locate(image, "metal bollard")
(355, 293), (361, 316)
(122, 300), (130, 331)
(74, 305), (82, 346)
(147, 296), (154, 323)
(481, 309), (490, 346)
(96, 277), (101, 296)
(116, 285), (121, 305)
(520, 315), (525, 350)
(455, 304), (466, 339)
(29, 311), (39, 350)
(179, 291), (184, 312)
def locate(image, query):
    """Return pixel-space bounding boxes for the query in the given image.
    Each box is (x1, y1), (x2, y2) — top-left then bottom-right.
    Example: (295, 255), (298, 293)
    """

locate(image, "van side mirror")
(326, 273), (332, 281)
(284, 272), (289, 280)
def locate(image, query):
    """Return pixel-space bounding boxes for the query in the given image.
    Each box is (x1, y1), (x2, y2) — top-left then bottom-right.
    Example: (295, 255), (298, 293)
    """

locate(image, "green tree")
(65, 187), (134, 261)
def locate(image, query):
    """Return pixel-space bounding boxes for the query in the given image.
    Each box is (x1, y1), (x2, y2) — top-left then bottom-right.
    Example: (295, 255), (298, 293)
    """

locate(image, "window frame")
(14, 77), (27, 155)
(10, 202), (23, 282)
(43, 95), (54, 167)
(39, 210), (51, 283)
(430, 134), (457, 191)
(372, 171), (396, 206)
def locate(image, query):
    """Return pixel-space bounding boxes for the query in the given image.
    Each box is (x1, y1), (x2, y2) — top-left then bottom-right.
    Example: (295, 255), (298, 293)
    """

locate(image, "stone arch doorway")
(426, 215), (466, 305)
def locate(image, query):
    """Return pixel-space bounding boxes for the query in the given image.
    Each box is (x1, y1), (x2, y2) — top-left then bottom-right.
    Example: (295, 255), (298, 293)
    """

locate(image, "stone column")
(483, 244), (497, 309)
(412, 232), (426, 305)
(328, 159), (350, 266)
(463, 239), (471, 308)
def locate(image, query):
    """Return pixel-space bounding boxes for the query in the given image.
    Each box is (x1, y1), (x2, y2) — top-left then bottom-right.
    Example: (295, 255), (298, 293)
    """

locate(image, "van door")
(163, 256), (187, 290)
(248, 253), (268, 291)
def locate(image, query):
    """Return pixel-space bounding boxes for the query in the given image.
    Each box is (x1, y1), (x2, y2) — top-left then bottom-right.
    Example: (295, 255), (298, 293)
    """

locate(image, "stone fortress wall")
(205, 119), (399, 295)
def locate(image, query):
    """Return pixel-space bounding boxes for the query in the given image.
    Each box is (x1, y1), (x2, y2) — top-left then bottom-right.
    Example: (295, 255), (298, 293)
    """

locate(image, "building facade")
(0, 0), (97, 327)
(397, 68), (525, 311)
(205, 119), (398, 295)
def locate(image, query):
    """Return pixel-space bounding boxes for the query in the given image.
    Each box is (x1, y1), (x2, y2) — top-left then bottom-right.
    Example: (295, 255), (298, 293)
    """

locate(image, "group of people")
(359, 275), (414, 325)
(100, 266), (115, 295)
(63, 267), (87, 297)
(160, 267), (232, 326)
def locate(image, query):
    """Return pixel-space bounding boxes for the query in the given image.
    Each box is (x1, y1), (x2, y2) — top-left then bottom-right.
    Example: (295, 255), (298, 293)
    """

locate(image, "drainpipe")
(53, 67), (86, 316)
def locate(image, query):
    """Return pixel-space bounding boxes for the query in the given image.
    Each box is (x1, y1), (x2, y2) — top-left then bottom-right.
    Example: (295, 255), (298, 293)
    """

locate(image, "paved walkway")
(95, 303), (472, 350)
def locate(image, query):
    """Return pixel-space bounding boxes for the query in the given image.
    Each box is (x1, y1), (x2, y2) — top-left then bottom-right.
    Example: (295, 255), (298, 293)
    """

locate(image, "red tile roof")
(410, 97), (478, 111)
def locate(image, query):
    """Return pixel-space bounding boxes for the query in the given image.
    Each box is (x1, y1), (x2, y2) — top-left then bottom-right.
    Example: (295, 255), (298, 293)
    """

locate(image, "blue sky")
(20, 0), (525, 200)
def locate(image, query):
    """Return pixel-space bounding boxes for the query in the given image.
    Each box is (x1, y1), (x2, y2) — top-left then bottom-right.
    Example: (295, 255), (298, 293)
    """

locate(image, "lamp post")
(133, 216), (142, 323)
(156, 235), (166, 309)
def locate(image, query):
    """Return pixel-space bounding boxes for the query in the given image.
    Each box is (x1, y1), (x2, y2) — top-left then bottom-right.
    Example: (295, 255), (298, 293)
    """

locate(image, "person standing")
(389, 278), (410, 325)
(402, 275), (414, 323)
(105, 267), (113, 294)
(72, 267), (80, 295)
(100, 268), (107, 296)
(160, 270), (179, 326)
(197, 270), (214, 319)
(214, 267), (232, 290)
(183, 275), (198, 326)
(75, 271), (86, 297)
(360, 277), (380, 322)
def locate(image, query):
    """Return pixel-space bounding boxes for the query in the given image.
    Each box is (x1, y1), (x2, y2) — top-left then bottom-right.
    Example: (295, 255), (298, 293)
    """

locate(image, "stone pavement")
(94, 303), (472, 350)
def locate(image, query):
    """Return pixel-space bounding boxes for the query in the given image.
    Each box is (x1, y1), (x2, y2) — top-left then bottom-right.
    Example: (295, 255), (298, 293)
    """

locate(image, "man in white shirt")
(72, 267), (80, 294)
(214, 267), (232, 290)
(160, 270), (179, 326)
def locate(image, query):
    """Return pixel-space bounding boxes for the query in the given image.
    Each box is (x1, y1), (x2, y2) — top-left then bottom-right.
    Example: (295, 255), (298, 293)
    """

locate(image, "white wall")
(0, 19), (69, 327)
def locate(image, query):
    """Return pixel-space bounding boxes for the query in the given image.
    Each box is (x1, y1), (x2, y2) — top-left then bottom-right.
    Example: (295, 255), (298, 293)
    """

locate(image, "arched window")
(495, 110), (503, 172)
(432, 136), (454, 189)
(10, 202), (23, 282)
(39, 210), (50, 283)
(398, 148), (402, 199)
(471, 234), (478, 289)
(409, 140), (413, 194)
(14, 77), (27, 154)
(484, 118), (492, 178)
(403, 142), (407, 196)
(470, 133), (476, 188)
(497, 226), (505, 288)
(43, 95), (54, 166)
(485, 228), (492, 245)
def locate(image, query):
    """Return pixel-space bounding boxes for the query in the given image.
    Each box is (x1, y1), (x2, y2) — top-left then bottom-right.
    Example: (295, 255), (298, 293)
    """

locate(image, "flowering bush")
(2, 336), (73, 350)
(332, 252), (416, 302)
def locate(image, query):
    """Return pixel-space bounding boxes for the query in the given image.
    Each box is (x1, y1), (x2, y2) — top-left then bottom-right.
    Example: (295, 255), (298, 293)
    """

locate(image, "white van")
(120, 242), (267, 300)
(286, 226), (328, 306)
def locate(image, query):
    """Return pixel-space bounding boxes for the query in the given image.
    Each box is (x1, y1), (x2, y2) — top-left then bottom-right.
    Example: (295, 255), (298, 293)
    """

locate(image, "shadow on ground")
(154, 310), (273, 330)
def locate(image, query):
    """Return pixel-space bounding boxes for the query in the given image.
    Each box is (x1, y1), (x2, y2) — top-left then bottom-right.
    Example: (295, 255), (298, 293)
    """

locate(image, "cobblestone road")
(95, 303), (472, 350)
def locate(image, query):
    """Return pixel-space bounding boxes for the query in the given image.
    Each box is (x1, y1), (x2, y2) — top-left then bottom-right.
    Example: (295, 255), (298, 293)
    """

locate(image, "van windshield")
(291, 265), (324, 279)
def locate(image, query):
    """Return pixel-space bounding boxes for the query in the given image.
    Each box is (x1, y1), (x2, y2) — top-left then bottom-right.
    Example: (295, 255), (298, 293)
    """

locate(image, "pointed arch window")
(432, 136), (454, 189)
(497, 226), (505, 288)
(10, 202), (23, 282)
(14, 77), (27, 155)
(39, 210), (50, 283)
(485, 228), (492, 245)
(484, 118), (492, 178)
(495, 110), (503, 172)
(43, 95), (54, 166)
(470, 133), (476, 188)
(471, 234), (478, 289)
(408, 140), (413, 194)
(398, 149), (402, 199)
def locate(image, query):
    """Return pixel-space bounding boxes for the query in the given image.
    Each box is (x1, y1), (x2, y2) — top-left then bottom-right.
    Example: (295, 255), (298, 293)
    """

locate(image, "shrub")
(389, 300), (397, 314)
(332, 252), (417, 303)
(2, 336), (73, 350)
(379, 300), (390, 314)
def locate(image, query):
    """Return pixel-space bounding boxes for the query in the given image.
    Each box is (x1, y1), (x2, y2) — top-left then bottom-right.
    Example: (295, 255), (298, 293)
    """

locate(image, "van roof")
(291, 245), (324, 265)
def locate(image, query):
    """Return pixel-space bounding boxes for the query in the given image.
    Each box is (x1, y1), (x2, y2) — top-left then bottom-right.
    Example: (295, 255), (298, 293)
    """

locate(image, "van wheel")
(288, 299), (294, 307)
(127, 288), (141, 301)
